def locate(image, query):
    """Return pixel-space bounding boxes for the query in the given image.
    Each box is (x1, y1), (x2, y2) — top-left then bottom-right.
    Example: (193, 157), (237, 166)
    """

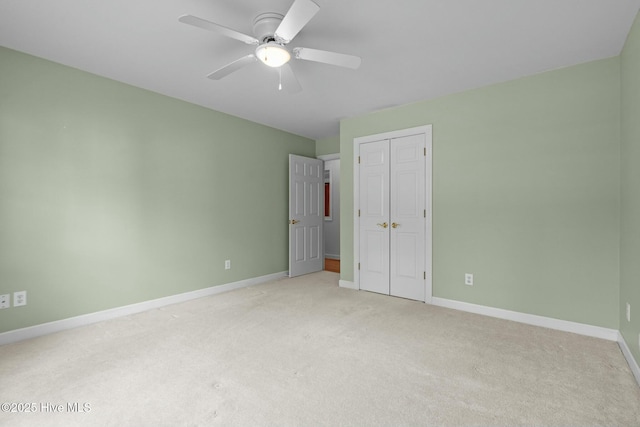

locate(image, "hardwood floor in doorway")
(325, 258), (340, 273)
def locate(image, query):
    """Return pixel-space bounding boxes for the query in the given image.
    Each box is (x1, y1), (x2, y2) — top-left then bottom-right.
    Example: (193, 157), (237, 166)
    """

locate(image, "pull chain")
(278, 68), (283, 91)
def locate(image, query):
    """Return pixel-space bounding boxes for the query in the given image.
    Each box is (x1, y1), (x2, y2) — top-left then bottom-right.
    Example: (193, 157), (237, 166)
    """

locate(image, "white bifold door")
(358, 133), (427, 301)
(289, 154), (324, 277)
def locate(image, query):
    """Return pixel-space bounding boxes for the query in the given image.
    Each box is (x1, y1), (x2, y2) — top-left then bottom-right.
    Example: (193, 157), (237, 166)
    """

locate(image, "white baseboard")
(0, 271), (287, 346)
(339, 280), (357, 290)
(618, 332), (640, 387)
(325, 254), (340, 260)
(431, 297), (619, 342)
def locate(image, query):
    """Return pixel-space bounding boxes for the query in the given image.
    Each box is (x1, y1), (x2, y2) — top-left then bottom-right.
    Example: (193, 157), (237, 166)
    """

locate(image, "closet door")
(357, 133), (427, 301)
(389, 134), (426, 301)
(354, 125), (431, 302)
(358, 140), (390, 295)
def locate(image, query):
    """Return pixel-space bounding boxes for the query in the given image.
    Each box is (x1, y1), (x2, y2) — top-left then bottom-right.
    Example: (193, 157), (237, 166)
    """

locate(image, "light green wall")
(341, 57), (621, 328)
(315, 135), (340, 156)
(0, 46), (314, 333)
(621, 12), (640, 366)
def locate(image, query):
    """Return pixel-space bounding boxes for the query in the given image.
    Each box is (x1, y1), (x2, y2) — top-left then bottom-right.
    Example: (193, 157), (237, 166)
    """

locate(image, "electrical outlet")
(465, 273), (473, 286)
(225, 260), (231, 270)
(13, 291), (26, 307)
(0, 294), (9, 309)
(627, 303), (631, 322)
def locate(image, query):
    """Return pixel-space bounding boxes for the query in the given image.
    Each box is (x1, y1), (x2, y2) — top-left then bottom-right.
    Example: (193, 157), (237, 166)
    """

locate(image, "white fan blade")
(179, 15), (259, 45)
(293, 47), (361, 69)
(207, 55), (257, 80)
(275, 0), (320, 43)
(280, 64), (302, 93)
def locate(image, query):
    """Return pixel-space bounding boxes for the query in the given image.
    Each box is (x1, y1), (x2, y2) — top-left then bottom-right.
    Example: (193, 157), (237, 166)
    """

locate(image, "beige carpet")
(1, 271), (639, 426)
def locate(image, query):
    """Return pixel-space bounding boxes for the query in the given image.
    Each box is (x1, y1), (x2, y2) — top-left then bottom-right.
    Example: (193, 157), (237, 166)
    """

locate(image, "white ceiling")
(1, 0), (639, 140)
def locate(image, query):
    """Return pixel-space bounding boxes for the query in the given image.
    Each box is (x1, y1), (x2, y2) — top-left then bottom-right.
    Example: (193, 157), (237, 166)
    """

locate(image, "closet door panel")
(359, 140), (390, 295)
(390, 134), (426, 301)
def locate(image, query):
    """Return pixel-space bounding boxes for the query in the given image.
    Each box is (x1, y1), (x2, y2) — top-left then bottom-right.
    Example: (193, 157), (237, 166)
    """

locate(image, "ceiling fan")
(179, 0), (361, 93)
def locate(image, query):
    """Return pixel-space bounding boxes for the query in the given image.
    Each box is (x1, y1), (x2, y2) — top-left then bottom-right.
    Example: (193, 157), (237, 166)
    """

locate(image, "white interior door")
(356, 130), (428, 302)
(289, 154), (324, 277)
(390, 134), (426, 301)
(359, 140), (390, 294)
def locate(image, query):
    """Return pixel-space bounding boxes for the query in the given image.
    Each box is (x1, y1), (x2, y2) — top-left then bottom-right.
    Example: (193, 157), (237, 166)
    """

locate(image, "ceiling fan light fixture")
(255, 43), (290, 68)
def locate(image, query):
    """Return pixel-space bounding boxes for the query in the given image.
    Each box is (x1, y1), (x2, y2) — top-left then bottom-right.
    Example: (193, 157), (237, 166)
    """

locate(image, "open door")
(289, 154), (324, 277)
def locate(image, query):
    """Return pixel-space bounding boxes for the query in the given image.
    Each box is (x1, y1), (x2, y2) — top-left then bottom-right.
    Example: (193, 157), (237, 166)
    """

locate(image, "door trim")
(317, 153), (340, 161)
(353, 125), (433, 303)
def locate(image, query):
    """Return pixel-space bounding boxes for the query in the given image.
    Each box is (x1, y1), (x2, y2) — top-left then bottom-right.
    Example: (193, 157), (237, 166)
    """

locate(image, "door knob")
(392, 222), (400, 228)
(290, 219), (299, 225)
(376, 222), (388, 228)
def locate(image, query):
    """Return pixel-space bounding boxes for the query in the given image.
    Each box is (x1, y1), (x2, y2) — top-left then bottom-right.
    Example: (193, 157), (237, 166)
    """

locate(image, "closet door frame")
(353, 125), (433, 303)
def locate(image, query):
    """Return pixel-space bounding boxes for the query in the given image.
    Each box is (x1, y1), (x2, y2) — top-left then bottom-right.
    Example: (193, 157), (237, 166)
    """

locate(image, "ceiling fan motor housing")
(252, 13), (285, 43)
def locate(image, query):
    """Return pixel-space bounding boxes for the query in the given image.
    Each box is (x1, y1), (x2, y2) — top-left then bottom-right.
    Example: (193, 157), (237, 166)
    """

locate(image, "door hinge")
(358, 209), (361, 217)
(358, 263), (361, 270)
(424, 209), (426, 218)
(358, 156), (361, 164)
(424, 147), (426, 156)
(424, 271), (426, 280)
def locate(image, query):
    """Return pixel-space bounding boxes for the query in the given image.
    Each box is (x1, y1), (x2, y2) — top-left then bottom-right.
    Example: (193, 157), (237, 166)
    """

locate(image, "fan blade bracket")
(275, 0), (320, 43)
(293, 47), (362, 70)
(179, 15), (259, 45)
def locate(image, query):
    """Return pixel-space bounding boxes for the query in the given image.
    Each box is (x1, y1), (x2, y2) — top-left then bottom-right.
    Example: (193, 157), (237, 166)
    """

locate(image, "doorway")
(318, 154), (340, 273)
